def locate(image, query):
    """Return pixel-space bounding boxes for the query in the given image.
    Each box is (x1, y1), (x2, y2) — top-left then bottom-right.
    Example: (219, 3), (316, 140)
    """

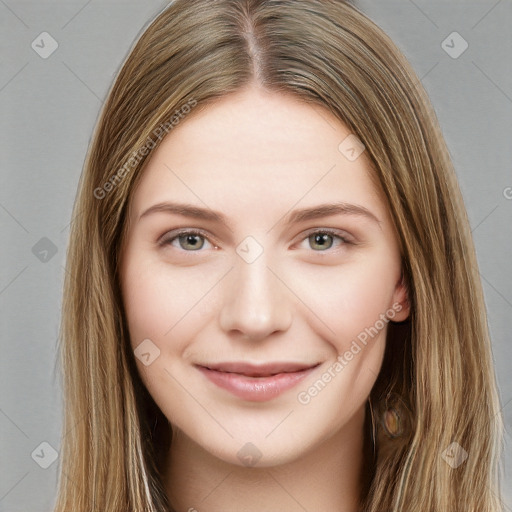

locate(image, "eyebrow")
(285, 202), (380, 226)
(138, 201), (381, 228)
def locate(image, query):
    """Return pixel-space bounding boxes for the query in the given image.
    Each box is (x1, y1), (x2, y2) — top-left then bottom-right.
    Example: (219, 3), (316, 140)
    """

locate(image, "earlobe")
(390, 271), (411, 322)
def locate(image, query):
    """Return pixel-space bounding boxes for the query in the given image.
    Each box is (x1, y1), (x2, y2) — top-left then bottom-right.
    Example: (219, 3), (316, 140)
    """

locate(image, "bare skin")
(119, 84), (409, 512)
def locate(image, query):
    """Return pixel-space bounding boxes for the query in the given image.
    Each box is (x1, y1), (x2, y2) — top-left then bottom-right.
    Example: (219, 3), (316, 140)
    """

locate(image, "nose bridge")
(219, 245), (292, 340)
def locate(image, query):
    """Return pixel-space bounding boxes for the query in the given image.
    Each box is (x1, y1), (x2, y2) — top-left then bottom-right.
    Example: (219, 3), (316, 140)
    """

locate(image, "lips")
(196, 361), (320, 402)
(202, 361), (317, 377)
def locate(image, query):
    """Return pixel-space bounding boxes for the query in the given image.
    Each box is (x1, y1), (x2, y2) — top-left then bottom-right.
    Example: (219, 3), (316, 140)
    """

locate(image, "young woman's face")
(120, 85), (409, 467)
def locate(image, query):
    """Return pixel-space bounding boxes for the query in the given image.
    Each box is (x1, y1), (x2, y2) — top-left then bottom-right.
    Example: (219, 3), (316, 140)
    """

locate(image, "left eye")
(298, 230), (350, 251)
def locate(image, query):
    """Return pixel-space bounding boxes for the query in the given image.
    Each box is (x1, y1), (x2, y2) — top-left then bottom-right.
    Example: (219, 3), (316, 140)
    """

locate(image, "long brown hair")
(54, 1), (504, 510)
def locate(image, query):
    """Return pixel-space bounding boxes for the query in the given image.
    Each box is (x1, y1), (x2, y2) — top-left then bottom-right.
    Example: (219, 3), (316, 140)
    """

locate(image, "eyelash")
(158, 228), (353, 253)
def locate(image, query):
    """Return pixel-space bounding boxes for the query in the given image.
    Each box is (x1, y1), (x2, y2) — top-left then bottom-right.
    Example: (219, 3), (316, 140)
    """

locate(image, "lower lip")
(197, 366), (317, 402)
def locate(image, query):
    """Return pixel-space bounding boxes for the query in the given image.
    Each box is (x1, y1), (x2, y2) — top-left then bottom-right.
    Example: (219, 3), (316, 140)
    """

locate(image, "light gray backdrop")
(1, 1), (511, 511)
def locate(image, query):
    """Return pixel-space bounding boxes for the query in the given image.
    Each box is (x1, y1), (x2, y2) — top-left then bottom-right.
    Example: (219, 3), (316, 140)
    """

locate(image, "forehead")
(129, 86), (387, 226)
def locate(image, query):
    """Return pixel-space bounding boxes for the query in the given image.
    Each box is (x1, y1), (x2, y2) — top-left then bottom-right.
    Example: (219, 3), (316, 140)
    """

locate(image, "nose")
(218, 252), (293, 342)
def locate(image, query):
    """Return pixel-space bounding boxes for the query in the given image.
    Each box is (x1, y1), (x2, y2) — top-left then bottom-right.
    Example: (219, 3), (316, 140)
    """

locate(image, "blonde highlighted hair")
(55, 1), (503, 510)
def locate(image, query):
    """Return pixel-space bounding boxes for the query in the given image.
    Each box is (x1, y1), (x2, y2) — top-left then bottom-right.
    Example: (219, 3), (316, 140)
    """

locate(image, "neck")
(163, 405), (368, 512)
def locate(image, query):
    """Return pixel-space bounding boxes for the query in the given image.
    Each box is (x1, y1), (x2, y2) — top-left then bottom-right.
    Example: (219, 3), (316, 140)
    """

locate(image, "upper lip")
(198, 361), (320, 377)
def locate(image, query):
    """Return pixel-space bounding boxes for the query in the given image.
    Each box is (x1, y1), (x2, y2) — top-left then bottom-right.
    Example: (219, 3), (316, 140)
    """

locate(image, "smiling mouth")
(196, 361), (320, 402)
(200, 361), (319, 376)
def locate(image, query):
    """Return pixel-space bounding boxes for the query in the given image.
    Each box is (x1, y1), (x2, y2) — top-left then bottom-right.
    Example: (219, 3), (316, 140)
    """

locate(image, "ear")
(390, 271), (410, 322)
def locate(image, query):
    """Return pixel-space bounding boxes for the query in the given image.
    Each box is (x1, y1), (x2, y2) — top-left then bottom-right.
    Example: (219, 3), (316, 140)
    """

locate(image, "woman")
(54, 1), (504, 510)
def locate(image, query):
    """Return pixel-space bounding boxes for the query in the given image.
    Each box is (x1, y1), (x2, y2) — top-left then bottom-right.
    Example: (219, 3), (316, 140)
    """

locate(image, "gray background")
(0, 1), (511, 510)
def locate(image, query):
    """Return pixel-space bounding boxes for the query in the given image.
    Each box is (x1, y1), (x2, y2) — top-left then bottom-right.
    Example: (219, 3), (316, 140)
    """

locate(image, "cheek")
(120, 253), (228, 412)
(291, 254), (399, 354)
(120, 256), (206, 423)
(122, 257), (210, 350)
(122, 270), (169, 349)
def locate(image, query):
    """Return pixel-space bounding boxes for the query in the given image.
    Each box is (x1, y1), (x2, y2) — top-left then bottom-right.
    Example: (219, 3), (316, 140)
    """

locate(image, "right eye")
(159, 229), (217, 252)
